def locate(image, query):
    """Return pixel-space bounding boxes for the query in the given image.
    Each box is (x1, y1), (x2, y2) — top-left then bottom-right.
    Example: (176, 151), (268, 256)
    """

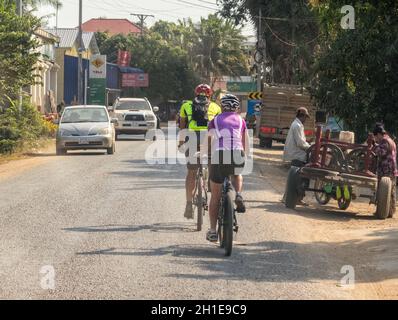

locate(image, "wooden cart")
(285, 125), (393, 219)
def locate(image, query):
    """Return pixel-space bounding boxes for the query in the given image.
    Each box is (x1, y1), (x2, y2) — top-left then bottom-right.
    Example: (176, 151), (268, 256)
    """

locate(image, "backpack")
(191, 98), (209, 127)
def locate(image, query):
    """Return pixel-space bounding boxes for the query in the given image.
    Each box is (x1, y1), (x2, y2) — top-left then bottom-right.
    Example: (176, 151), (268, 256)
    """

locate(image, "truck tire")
(56, 147), (66, 156)
(376, 177), (392, 220)
(285, 167), (300, 209)
(107, 143), (115, 155)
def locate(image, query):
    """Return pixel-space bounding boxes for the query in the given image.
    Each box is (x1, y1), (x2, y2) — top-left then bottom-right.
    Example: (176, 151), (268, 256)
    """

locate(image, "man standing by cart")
(283, 107), (311, 167)
(372, 123), (397, 218)
(281, 107), (312, 205)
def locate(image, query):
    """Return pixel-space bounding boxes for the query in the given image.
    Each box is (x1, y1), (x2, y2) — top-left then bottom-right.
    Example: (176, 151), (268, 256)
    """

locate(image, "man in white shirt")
(283, 107), (311, 166)
(282, 107), (311, 205)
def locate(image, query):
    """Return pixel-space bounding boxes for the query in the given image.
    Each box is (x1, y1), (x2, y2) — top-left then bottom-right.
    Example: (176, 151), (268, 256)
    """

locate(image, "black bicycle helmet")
(221, 94), (240, 111)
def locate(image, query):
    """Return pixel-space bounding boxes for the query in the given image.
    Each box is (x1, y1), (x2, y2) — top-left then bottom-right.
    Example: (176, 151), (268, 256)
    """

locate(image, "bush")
(0, 100), (53, 154)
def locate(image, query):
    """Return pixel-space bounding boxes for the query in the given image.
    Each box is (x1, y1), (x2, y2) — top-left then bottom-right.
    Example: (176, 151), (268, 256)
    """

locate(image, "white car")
(110, 98), (159, 140)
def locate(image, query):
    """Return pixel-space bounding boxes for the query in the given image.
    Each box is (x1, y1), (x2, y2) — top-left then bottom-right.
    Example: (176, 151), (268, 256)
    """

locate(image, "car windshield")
(61, 108), (109, 123)
(115, 100), (151, 111)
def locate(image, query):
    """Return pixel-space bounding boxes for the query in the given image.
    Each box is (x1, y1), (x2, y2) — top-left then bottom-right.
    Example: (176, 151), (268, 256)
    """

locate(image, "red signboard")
(122, 73), (149, 88)
(117, 50), (131, 67)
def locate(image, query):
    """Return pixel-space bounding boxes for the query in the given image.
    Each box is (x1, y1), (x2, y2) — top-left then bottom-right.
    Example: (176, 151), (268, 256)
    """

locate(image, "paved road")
(0, 134), (355, 299)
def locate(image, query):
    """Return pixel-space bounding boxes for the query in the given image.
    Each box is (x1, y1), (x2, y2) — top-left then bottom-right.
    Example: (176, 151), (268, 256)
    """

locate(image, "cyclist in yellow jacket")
(178, 84), (222, 219)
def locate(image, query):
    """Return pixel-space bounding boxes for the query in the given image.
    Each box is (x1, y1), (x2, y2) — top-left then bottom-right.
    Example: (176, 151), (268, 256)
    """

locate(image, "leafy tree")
(218, 0), (319, 85)
(152, 16), (249, 89)
(0, 0), (41, 105)
(310, 0), (398, 140)
(25, 0), (62, 9)
(98, 15), (249, 102)
(191, 14), (249, 87)
(97, 32), (199, 102)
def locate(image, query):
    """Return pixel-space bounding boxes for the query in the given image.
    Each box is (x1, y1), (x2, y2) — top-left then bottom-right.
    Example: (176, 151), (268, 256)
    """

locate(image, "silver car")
(56, 105), (116, 155)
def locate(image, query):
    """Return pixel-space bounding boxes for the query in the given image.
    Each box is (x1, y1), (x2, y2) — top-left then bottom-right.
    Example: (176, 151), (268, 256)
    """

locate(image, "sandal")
(206, 230), (218, 243)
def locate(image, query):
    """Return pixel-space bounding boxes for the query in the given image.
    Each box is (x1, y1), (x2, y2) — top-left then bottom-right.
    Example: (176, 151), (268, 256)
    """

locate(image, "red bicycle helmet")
(195, 84), (213, 98)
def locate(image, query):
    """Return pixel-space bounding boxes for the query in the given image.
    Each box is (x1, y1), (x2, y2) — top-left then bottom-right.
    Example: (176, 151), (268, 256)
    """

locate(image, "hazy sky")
(38, 0), (256, 39)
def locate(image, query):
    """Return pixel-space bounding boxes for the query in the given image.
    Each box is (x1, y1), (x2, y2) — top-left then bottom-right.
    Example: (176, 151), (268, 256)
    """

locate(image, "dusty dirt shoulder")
(254, 144), (398, 300)
(0, 140), (56, 182)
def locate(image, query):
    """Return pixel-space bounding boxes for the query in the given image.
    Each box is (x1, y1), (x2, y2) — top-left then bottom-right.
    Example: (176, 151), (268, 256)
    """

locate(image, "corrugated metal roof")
(45, 28), (99, 54)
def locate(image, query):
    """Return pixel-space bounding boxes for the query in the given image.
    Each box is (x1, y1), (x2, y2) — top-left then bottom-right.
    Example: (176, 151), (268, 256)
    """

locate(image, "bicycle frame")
(192, 162), (209, 231)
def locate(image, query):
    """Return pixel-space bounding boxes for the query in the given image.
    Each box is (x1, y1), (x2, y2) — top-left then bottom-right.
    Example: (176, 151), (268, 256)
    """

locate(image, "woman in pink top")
(206, 94), (249, 242)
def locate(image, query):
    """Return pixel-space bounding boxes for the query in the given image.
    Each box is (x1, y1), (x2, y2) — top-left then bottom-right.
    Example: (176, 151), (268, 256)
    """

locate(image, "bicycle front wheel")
(222, 191), (234, 256)
(196, 177), (204, 232)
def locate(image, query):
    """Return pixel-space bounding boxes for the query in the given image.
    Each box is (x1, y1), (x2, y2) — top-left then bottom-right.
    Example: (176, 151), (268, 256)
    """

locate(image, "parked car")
(56, 105), (116, 156)
(109, 98), (159, 140)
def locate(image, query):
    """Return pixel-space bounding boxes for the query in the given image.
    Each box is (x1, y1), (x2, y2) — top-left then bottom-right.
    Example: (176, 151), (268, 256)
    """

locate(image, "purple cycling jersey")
(208, 112), (246, 151)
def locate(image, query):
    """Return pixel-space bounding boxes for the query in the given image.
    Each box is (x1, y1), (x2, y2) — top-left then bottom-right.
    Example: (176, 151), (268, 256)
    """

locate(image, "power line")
(198, 0), (218, 6)
(176, 0), (218, 11)
(263, 19), (319, 47)
(162, 0), (217, 12)
(130, 13), (155, 36)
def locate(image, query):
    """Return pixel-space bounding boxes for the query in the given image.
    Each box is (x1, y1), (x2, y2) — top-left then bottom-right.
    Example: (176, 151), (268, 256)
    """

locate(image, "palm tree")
(191, 15), (249, 88)
(25, 0), (62, 9)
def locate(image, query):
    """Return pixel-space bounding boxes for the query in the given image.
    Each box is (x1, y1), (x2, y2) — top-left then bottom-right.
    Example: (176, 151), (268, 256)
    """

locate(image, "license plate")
(124, 122), (141, 127)
(79, 139), (89, 145)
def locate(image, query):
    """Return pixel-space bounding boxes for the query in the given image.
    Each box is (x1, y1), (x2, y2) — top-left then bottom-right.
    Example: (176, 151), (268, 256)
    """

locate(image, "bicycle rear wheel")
(222, 191), (234, 256)
(196, 177), (204, 231)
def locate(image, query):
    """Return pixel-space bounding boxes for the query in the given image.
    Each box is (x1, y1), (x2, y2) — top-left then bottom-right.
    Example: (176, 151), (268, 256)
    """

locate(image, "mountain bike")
(217, 176), (239, 257)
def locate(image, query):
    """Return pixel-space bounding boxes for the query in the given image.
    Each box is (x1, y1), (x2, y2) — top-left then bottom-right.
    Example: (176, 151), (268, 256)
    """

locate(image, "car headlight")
(60, 130), (73, 137)
(145, 114), (156, 121)
(97, 128), (110, 135)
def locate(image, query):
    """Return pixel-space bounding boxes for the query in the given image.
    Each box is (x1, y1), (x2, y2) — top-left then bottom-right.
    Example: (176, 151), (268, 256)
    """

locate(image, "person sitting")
(372, 123), (398, 218)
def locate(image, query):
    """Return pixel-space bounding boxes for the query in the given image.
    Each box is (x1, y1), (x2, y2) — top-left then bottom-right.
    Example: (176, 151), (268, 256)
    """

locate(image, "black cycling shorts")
(184, 131), (205, 170)
(210, 150), (245, 184)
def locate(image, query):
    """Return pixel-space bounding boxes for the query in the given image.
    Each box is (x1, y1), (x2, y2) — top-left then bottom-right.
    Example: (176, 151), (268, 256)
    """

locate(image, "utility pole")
(257, 8), (262, 93)
(17, 0), (23, 110)
(77, 0), (83, 104)
(130, 13), (154, 37)
(255, 8), (263, 138)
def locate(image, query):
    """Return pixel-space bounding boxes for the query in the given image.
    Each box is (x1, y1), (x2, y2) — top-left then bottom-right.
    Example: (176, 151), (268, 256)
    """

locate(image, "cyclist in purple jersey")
(206, 94), (249, 242)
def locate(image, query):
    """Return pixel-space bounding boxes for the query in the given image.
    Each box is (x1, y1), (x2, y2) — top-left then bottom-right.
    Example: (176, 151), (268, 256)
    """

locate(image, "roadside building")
(45, 28), (100, 105)
(81, 18), (141, 36)
(30, 29), (60, 114)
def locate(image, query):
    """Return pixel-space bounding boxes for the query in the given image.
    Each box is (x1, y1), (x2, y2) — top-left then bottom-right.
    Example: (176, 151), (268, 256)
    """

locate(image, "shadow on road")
(72, 227), (398, 286)
(248, 199), (379, 222)
(63, 222), (197, 234)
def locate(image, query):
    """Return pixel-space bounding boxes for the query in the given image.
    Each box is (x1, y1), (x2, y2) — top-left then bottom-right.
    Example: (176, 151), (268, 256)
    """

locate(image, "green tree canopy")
(97, 32), (199, 102)
(97, 15), (250, 102)
(218, 0), (319, 85)
(311, 0), (398, 140)
(0, 0), (42, 105)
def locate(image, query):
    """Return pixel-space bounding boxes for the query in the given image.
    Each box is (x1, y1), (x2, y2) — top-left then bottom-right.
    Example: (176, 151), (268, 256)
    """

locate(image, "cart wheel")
(347, 148), (377, 174)
(285, 167), (300, 209)
(337, 197), (351, 210)
(376, 177), (392, 220)
(306, 143), (346, 172)
(314, 179), (331, 205)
